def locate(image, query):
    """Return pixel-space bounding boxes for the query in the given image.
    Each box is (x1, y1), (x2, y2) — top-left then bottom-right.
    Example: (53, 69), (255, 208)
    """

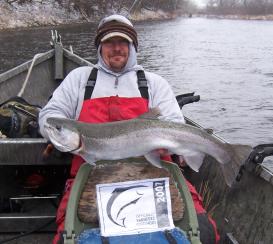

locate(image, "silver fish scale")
(80, 123), (230, 165)
(48, 117), (252, 186)
(76, 118), (210, 139)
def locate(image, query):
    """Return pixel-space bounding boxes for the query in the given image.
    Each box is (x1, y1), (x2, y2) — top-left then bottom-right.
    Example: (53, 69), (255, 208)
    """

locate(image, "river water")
(0, 17), (272, 167)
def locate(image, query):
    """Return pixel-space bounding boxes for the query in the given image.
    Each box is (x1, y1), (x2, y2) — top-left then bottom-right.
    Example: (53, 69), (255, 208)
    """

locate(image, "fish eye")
(56, 125), (62, 131)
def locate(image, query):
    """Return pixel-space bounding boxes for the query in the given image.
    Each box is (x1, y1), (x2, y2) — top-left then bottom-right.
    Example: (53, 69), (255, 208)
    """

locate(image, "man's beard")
(108, 52), (128, 71)
(110, 51), (126, 58)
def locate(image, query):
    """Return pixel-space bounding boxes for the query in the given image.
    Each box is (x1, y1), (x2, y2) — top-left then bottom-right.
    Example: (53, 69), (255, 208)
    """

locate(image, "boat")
(0, 31), (272, 244)
(0, 31), (93, 234)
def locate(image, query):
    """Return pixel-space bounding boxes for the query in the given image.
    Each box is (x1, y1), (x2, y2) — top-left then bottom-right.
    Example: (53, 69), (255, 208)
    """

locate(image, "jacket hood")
(97, 43), (143, 76)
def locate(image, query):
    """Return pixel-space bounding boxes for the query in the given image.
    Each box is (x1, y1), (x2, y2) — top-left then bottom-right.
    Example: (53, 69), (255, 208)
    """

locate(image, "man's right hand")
(42, 143), (54, 159)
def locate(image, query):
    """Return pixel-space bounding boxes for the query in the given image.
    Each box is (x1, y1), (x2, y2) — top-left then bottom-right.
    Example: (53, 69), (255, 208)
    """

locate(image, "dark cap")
(94, 15), (138, 51)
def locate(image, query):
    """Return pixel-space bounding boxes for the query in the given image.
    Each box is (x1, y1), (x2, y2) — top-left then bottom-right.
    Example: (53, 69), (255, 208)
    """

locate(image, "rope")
(17, 53), (43, 97)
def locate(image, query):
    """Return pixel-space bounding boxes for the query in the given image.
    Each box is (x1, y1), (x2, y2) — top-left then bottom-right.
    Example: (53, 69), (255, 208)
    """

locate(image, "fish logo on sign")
(106, 185), (147, 227)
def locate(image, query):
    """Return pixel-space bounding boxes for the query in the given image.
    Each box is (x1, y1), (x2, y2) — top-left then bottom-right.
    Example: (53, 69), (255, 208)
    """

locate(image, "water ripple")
(0, 18), (273, 148)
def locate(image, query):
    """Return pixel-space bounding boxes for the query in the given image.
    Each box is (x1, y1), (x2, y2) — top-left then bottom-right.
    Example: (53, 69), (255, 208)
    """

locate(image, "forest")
(205, 0), (273, 15)
(1, 0), (189, 15)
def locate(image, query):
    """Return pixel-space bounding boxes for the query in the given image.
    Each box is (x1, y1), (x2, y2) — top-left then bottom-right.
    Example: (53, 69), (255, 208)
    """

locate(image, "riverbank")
(0, 1), (182, 30)
(197, 13), (273, 21)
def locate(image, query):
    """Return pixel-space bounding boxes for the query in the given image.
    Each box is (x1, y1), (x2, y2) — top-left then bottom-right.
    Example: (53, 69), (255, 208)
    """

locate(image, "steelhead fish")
(45, 109), (252, 186)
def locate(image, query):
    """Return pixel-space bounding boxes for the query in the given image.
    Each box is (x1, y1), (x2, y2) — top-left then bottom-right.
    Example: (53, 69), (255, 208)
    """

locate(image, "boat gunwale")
(0, 138), (47, 144)
(0, 49), (54, 83)
(0, 47), (94, 84)
(63, 48), (94, 68)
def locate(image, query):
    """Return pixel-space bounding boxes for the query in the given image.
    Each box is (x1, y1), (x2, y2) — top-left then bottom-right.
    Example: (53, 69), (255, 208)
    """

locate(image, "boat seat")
(77, 162), (185, 224)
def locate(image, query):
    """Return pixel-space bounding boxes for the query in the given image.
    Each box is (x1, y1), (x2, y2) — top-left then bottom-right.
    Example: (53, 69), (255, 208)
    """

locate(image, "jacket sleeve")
(38, 67), (89, 139)
(146, 71), (185, 123)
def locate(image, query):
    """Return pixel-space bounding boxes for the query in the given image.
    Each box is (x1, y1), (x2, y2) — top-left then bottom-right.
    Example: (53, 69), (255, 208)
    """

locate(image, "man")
(39, 14), (219, 243)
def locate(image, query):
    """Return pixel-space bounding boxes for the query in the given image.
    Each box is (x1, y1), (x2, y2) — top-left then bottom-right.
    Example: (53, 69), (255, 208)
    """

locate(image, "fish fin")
(88, 161), (96, 166)
(138, 107), (161, 120)
(229, 144), (253, 166)
(219, 163), (236, 187)
(180, 151), (206, 172)
(80, 153), (97, 166)
(144, 150), (163, 168)
(221, 144), (253, 187)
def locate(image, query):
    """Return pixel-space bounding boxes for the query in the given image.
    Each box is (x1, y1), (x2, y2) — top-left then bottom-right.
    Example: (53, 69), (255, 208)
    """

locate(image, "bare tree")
(205, 0), (273, 15)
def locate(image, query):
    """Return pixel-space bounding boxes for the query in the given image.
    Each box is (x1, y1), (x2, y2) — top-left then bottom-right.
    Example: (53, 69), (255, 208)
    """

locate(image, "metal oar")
(237, 144), (273, 185)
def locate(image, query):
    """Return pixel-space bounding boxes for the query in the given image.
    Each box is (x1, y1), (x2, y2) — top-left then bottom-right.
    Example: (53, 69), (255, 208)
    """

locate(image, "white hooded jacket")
(39, 40), (184, 139)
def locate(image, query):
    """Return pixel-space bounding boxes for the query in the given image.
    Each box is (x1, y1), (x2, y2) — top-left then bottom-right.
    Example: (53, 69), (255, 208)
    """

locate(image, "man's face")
(101, 36), (129, 72)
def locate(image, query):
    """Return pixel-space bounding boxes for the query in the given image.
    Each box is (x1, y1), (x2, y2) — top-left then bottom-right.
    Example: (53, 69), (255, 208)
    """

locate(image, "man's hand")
(42, 143), (54, 159)
(156, 149), (187, 167)
(173, 155), (187, 168)
(156, 148), (169, 156)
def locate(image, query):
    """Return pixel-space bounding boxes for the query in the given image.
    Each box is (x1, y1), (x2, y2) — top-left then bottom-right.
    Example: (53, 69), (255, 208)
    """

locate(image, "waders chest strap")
(84, 68), (98, 100)
(83, 68), (149, 100)
(136, 70), (149, 100)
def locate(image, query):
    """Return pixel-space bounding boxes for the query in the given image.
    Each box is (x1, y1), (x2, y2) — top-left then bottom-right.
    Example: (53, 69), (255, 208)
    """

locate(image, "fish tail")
(230, 144), (253, 166)
(222, 144), (253, 186)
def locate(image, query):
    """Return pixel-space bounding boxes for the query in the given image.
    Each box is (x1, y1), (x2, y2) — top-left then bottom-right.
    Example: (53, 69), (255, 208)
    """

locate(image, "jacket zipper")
(114, 76), (118, 89)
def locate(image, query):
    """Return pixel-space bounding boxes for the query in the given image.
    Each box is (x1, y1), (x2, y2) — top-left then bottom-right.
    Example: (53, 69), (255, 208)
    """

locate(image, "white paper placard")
(96, 177), (174, 236)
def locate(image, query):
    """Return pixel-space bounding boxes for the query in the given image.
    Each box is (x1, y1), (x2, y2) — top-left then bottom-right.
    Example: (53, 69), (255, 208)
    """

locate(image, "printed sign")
(96, 178), (174, 236)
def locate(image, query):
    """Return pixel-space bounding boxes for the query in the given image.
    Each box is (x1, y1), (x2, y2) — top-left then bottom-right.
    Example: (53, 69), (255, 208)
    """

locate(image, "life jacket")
(70, 68), (149, 176)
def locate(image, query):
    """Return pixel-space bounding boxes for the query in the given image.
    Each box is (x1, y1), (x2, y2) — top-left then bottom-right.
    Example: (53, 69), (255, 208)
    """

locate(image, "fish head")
(45, 117), (81, 152)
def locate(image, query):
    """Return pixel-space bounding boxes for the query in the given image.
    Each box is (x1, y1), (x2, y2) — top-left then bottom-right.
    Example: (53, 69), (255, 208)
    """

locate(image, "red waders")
(53, 96), (149, 244)
(53, 71), (219, 244)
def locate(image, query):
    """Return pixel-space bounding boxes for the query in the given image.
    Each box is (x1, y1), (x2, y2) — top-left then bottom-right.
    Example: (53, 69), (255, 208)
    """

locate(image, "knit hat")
(95, 15), (138, 51)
